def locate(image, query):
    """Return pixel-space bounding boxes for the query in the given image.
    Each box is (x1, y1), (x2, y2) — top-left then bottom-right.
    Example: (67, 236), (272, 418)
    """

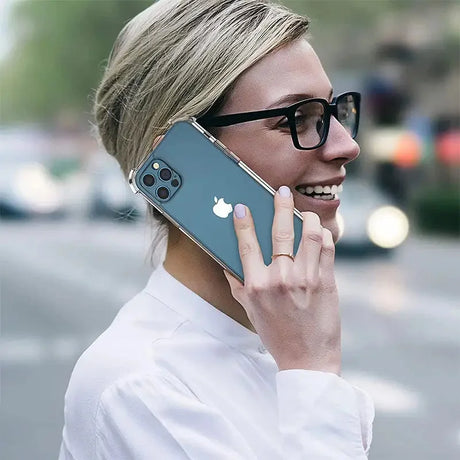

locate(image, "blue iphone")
(128, 119), (303, 282)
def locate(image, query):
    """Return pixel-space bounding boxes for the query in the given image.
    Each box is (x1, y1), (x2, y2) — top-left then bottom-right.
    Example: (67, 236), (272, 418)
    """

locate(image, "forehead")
(223, 39), (332, 113)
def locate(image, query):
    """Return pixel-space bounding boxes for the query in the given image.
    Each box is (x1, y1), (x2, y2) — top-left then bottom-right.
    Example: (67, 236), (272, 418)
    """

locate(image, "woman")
(59, 0), (374, 458)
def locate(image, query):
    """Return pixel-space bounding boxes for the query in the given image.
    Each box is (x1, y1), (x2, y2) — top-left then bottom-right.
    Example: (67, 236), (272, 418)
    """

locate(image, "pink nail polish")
(278, 185), (291, 197)
(235, 203), (246, 218)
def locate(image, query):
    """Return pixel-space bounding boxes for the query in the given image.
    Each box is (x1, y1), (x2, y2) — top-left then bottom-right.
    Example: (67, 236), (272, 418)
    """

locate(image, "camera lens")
(157, 187), (170, 199)
(159, 168), (172, 181)
(143, 174), (155, 186)
(171, 179), (179, 187)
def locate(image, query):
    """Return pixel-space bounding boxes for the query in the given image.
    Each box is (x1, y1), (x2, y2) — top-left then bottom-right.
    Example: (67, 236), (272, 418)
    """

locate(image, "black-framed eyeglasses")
(198, 91), (361, 150)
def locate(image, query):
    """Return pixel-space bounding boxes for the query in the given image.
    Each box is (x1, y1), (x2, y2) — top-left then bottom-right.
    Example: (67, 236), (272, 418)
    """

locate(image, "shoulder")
(61, 289), (195, 458)
(63, 289), (190, 419)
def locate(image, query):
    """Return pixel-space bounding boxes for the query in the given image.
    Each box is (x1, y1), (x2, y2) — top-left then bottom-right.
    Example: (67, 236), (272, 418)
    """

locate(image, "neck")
(162, 225), (256, 333)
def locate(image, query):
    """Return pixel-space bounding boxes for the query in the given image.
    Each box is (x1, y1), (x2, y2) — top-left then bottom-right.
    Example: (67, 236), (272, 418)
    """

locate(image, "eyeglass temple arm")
(198, 107), (287, 128)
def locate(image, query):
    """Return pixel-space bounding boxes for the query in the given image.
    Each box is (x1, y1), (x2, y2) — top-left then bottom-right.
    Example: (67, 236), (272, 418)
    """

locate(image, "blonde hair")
(94, 0), (309, 265)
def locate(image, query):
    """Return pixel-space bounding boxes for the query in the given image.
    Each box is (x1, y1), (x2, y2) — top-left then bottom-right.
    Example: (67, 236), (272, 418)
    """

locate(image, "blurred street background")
(1, 1), (459, 459)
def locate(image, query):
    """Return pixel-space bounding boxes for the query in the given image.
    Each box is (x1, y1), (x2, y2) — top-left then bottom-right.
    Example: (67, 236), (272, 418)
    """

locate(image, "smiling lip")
(296, 175), (345, 188)
(294, 190), (341, 211)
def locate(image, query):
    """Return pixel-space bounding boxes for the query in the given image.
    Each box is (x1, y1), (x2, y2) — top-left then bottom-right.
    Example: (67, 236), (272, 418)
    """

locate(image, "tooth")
(314, 185), (323, 193)
(331, 185), (338, 194)
(311, 193), (336, 201)
(323, 185), (331, 193)
(338, 184), (343, 192)
(297, 186), (306, 194)
(306, 186), (314, 194)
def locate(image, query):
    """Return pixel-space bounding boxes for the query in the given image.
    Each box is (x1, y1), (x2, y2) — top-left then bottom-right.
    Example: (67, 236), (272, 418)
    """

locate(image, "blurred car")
(0, 128), (66, 219)
(87, 154), (145, 221)
(0, 159), (65, 219)
(335, 178), (410, 255)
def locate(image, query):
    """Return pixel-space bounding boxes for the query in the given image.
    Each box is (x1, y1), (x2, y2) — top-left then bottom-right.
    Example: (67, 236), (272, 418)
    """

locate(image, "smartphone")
(128, 119), (303, 282)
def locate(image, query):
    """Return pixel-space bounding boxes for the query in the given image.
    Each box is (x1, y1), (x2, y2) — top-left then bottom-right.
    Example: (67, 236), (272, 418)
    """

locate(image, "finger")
(319, 227), (336, 285)
(271, 186), (295, 264)
(223, 270), (255, 325)
(233, 203), (265, 283)
(153, 135), (164, 147)
(223, 269), (244, 298)
(294, 211), (323, 283)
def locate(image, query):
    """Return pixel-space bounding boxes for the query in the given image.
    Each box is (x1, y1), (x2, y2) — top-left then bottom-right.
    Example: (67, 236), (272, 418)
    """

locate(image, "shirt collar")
(144, 263), (265, 354)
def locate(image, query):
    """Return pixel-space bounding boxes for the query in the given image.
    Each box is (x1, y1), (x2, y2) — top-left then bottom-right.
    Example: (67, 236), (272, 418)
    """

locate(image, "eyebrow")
(266, 88), (334, 109)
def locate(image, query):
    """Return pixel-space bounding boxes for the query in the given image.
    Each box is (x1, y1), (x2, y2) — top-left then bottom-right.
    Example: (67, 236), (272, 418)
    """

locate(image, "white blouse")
(59, 263), (374, 459)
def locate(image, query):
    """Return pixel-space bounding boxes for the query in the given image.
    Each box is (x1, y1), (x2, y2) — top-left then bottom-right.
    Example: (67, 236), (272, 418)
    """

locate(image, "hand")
(223, 186), (341, 374)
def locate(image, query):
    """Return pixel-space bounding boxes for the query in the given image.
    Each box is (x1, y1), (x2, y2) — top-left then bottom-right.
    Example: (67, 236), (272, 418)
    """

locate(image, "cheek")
(219, 128), (299, 188)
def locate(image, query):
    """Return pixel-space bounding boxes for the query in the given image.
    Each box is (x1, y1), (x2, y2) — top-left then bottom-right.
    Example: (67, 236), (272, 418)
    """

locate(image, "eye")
(277, 114), (308, 130)
(277, 118), (291, 129)
(294, 114), (308, 126)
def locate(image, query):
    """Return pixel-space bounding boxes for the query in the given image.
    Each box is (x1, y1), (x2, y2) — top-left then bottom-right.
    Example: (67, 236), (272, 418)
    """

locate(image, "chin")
(321, 217), (340, 244)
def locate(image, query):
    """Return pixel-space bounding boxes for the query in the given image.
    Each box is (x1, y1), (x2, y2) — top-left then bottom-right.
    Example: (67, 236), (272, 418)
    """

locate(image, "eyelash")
(277, 115), (305, 129)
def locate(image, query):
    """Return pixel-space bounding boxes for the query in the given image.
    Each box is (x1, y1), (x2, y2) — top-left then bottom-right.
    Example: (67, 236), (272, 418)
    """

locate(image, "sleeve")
(276, 369), (375, 459)
(95, 372), (258, 460)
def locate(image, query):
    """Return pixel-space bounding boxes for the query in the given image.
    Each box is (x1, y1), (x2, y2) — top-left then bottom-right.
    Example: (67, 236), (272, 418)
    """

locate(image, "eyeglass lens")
(295, 94), (357, 148)
(336, 93), (357, 137)
(294, 101), (326, 149)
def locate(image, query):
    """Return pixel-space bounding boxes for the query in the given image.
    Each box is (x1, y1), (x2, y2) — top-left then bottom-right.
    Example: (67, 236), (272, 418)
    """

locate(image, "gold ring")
(271, 252), (295, 262)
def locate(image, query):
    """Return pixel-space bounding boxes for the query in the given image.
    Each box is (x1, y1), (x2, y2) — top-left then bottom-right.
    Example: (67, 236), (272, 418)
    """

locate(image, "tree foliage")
(1, 0), (151, 124)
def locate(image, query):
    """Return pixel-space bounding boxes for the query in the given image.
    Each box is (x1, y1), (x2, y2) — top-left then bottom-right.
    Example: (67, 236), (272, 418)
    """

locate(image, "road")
(1, 219), (459, 460)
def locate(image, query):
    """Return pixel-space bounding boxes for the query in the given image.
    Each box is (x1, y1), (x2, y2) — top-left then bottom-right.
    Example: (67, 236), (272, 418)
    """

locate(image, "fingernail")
(234, 203), (246, 219)
(278, 185), (291, 197)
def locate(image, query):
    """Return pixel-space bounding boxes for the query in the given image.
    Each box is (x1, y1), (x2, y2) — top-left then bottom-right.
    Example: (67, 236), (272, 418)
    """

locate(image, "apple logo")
(212, 196), (233, 218)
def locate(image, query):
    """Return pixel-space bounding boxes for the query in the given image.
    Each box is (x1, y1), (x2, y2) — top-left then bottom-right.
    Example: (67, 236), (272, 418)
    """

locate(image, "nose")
(320, 116), (360, 164)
